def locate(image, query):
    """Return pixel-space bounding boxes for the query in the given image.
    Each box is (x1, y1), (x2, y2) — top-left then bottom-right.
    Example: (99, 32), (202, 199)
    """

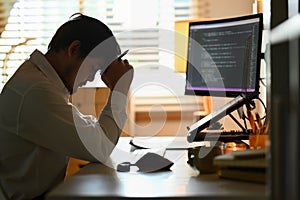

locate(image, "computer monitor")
(185, 14), (264, 142)
(185, 13), (263, 98)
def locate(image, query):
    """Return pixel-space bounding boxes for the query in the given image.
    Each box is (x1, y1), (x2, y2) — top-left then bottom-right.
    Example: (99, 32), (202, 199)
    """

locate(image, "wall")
(191, 0), (256, 18)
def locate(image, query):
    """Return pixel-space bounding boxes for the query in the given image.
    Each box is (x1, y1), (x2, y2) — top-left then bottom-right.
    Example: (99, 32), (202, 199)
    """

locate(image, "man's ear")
(67, 40), (81, 57)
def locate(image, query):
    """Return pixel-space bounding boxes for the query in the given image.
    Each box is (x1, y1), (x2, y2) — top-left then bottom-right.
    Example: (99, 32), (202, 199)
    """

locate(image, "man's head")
(46, 13), (121, 94)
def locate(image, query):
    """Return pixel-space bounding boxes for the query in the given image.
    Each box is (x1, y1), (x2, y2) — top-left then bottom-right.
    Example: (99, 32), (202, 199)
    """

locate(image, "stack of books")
(213, 149), (268, 183)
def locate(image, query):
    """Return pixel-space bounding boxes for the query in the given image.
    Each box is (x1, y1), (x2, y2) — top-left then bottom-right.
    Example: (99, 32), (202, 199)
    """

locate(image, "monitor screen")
(185, 14), (263, 98)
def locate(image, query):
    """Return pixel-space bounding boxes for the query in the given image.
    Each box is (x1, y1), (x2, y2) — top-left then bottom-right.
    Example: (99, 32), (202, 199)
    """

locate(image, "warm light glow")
(176, 185), (187, 194)
(224, 142), (247, 154)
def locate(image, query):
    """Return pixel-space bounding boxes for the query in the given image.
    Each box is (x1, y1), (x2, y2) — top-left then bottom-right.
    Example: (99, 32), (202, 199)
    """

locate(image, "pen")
(255, 112), (263, 134)
(247, 109), (257, 134)
(255, 113), (262, 127)
(118, 49), (129, 61)
(100, 49), (130, 75)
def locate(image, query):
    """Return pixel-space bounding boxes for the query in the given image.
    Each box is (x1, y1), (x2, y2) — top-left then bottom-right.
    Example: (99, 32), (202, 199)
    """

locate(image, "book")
(213, 149), (267, 169)
(217, 168), (266, 183)
(213, 149), (268, 183)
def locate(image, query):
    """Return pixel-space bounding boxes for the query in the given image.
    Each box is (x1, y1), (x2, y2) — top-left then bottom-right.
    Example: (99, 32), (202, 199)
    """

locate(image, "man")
(0, 13), (133, 200)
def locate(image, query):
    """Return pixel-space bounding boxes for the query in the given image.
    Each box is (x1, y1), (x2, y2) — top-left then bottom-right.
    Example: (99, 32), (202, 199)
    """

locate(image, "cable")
(259, 77), (266, 87)
(242, 97), (267, 121)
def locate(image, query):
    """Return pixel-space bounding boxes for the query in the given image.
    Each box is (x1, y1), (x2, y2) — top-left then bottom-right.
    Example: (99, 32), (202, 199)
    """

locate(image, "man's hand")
(101, 59), (133, 95)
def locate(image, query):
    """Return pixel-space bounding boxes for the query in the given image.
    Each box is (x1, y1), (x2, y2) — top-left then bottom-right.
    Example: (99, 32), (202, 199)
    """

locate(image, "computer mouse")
(134, 152), (174, 173)
(116, 162), (131, 172)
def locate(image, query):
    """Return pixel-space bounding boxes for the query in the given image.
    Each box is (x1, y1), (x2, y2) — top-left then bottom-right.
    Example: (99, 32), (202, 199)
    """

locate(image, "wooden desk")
(46, 137), (268, 200)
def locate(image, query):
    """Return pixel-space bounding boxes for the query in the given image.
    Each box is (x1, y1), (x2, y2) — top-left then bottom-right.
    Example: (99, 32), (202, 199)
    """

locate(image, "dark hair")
(47, 13), (121, 59)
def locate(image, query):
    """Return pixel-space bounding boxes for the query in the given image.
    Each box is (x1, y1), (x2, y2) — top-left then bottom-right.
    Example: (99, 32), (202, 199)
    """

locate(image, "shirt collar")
(29, 49), (69, 98)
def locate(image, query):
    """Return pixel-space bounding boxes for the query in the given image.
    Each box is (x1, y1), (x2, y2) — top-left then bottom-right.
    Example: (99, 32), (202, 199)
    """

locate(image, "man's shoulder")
(5, 61), (52, 93)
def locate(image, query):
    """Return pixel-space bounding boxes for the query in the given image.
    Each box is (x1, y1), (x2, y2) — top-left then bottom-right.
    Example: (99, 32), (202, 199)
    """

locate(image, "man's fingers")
(101, 59), (133, 91)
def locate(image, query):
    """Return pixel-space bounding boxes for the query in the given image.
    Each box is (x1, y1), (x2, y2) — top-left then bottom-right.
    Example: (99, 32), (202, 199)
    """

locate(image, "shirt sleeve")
(18, 83), (127, 163)
(99, 90), (128, 143)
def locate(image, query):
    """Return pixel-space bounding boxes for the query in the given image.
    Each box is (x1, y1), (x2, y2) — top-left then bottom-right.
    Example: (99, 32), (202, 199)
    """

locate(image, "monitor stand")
(187, 94), (256, 143)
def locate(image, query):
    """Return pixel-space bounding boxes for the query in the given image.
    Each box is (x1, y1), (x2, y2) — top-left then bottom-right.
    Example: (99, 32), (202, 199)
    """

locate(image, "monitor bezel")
(185, 13), (263, 98)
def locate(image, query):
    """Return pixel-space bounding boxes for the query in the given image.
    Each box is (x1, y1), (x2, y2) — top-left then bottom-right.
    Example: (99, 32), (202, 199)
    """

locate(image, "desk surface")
(46, 137), (268, 200)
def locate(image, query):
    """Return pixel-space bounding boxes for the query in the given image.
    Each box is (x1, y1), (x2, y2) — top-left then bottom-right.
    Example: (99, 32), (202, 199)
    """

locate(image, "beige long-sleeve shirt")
(0, 50), (127, 200)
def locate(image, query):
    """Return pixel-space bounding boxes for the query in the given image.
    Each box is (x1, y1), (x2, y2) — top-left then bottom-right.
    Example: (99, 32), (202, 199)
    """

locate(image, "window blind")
(0, 0), (192, 90)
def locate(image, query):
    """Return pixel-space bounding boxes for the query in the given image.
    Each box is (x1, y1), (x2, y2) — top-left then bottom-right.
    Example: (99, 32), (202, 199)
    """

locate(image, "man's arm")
(18, 83), (122, 163)
(100, 58), (134, 142)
